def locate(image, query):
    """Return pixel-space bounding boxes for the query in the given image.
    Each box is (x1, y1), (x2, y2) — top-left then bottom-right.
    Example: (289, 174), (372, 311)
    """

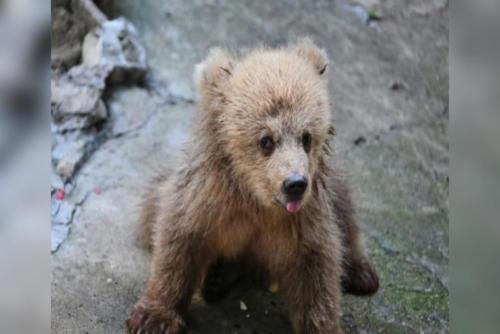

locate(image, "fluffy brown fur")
(127, 38), (378, 334)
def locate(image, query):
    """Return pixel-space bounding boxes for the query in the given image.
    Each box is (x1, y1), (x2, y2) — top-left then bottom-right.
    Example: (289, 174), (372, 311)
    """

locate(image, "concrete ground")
(51, 0), (449, 333)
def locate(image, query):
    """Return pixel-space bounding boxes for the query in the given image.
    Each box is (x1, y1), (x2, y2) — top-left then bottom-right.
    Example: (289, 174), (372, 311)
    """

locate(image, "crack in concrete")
(107, 106), (161, 140)
(51, 189), (91, 254)
(51, 80), (188, 254)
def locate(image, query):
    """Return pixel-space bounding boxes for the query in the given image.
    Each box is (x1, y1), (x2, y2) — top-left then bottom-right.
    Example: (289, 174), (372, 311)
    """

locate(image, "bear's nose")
(282, 175), (308, 198)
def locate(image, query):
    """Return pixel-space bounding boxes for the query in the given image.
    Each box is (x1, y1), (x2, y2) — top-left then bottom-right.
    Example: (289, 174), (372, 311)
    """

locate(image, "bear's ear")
(293, 37), (328, 76)
(194, 48), (234, 104)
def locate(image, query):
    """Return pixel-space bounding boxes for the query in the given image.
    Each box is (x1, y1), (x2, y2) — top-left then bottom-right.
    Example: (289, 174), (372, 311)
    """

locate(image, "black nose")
(283, 175), (308, 198)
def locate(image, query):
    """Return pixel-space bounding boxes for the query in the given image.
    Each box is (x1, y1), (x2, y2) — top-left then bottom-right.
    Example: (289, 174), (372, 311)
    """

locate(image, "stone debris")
(51, 6), (87, 70)
(51, 67), (107, 132)
(52, 131), (99, 180)
(66, 64), (109, 90)
(50, 0), (148, 252)
(82, 18), (147, 84)
(51, 0), (111, 70)
(239, 300), (248, 311)
(51, 66), (108, 179)
(73, 0), (109, 27)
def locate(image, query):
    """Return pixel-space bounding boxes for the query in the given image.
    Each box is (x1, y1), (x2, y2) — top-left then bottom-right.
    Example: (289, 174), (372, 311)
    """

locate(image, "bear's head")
(195, 38), (332, 214)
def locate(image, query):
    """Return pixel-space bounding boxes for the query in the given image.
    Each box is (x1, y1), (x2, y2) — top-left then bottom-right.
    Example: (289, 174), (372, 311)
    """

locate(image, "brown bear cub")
(127, 38), (379, 334)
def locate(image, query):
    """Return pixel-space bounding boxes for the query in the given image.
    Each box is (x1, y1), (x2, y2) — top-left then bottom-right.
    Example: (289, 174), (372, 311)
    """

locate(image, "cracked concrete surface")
(51, 0), (448, 333)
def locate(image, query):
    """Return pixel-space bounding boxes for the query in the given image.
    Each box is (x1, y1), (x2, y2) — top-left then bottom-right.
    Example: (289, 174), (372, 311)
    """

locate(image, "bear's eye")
(260, 136), (275, 156)
(302, 132), (312, 153)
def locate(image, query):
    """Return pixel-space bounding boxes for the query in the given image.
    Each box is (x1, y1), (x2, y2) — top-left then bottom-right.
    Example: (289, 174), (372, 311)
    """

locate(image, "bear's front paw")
(342, 260), (379, 296)
(126, 304), (185, 334)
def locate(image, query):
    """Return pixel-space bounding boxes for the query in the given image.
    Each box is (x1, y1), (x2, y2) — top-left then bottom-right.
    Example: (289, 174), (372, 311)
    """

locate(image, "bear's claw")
(126, 305), (185, 334)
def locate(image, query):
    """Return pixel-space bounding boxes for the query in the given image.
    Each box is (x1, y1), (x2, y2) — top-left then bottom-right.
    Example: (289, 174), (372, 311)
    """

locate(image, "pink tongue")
(286, 201), (302, 213)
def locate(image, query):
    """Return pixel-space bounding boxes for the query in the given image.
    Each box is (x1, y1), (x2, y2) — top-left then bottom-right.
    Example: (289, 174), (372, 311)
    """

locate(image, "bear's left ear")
(194, 48), (234, 105)
(293, 37), (328, 76)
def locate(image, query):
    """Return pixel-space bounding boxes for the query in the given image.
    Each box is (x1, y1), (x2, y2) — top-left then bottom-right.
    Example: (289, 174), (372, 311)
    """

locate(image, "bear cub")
(127, 38), (379, 334)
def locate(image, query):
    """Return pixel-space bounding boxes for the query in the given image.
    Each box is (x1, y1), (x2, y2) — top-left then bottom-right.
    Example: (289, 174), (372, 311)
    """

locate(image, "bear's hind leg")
(331, 174), (379, 296)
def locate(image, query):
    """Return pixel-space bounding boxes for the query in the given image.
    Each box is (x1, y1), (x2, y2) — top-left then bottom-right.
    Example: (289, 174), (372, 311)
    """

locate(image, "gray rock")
(51, 6), (87, 69)
(82, 18), (147, 84)
(52, 130), (101, 180)
(51, 66), (108, 131)
(71, 0), (108, 27)
(52, 136), (86, 180)
(52, 0), (71, 7)
(66, 64), (110, 90)
(52, 0), (112, 70)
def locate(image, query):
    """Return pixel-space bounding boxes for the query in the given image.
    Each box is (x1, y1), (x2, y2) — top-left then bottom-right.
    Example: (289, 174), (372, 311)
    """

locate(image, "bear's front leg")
(127, 223), (211, 334)
(281, 236), (344, 334)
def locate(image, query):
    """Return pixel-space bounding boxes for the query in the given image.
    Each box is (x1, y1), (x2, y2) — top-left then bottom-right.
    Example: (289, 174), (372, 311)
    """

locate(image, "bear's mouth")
(273, 196), (303, 214)
(285, 200), (302, 213)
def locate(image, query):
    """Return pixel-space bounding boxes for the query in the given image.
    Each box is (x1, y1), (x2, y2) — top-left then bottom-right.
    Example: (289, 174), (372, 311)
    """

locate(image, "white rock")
(82, 18), (147, 84)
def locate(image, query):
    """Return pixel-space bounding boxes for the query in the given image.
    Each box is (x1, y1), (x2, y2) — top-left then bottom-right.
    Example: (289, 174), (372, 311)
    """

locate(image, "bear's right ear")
(194, 48), (234, 105)
(293, 37), (328, 76)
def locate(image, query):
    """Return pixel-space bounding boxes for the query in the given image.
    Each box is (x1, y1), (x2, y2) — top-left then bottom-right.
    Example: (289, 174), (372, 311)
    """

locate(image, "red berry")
(55, 189), (65, 200)
(94, 187), (102, 195)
